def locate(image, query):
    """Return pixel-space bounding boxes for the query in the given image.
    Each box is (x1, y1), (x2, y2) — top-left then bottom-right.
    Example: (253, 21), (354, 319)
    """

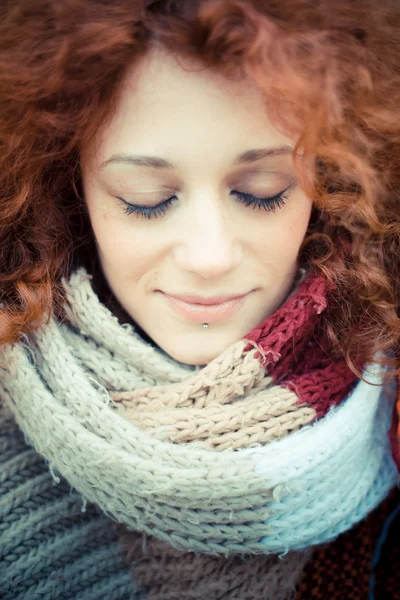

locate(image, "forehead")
(85, 47), (294, 174)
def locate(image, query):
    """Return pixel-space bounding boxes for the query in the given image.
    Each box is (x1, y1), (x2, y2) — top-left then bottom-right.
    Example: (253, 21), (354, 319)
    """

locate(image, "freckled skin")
(81, 47), (313, 366)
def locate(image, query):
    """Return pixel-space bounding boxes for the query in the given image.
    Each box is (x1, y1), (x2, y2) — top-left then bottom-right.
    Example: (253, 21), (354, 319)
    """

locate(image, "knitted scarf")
(0, 268), (398, 598)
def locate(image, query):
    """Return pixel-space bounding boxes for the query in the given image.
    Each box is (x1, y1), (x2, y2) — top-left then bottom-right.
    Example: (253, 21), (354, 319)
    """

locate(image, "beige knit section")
(112, 340), (316, 450)
(60, 269), (316, 451)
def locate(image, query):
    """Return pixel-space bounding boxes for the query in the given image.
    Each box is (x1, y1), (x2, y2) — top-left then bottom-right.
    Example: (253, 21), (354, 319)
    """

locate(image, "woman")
(0, 0), (399, 598)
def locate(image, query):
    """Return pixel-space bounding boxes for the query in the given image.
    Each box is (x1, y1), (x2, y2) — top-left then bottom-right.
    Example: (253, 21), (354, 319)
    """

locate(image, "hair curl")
(0, 0), (399, 379)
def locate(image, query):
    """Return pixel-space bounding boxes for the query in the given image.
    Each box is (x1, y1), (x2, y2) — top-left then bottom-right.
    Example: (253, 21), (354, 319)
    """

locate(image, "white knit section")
(241, 362), (400, 550)
(62, 269), (197, 384)
(0, 338), (270, 502)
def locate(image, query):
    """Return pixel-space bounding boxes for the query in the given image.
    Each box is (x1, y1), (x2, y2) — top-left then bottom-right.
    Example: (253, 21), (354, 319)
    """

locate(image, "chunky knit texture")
(0, 400), (317, 600)
(295, 485), (400, 600)
(1, 402), (398, 599)
(0, 406), (400, 600)
(115, 529), (313, 600)
(0, 267), (399, 599)
(0, 401), (141, 599)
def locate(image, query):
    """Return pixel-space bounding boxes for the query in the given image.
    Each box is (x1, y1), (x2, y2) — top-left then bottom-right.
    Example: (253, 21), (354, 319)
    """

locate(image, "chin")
(180, 356), (213, 367)
(158, 333), (238, 367)
(166, 348), (216, 366)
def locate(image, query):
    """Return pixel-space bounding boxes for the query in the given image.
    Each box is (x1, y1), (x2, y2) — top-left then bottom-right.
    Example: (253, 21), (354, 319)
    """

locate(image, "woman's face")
(81, 47), (313, 365)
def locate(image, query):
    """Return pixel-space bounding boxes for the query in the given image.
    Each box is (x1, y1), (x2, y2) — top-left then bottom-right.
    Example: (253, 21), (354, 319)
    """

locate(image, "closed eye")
(231, 188), (290, 213)
(118, 184), (293, 219)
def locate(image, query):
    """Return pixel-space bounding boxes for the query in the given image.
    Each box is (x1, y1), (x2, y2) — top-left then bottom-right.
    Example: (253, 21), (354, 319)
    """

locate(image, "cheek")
(90, 210), (163, 278)
(253, 206), (311, 266)
(280, 193), (313, 252)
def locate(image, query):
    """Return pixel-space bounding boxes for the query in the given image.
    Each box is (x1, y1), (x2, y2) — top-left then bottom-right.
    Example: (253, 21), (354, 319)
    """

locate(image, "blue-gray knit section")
(0, 404), (143, 600)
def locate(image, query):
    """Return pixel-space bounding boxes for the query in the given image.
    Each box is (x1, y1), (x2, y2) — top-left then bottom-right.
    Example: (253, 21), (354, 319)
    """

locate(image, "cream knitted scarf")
(0, 267), (398, 591)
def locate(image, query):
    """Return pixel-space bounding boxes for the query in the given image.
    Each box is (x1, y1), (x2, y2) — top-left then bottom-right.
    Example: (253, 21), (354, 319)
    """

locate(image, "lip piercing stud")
(203, 323), (209, 329)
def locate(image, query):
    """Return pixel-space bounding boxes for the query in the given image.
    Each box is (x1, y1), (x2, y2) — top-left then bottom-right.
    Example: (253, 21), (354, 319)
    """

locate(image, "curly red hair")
(0, 0), (399, 378)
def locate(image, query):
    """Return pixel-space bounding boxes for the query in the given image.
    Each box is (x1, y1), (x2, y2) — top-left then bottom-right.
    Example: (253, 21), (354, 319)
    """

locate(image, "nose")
(173, 193), (242, 280)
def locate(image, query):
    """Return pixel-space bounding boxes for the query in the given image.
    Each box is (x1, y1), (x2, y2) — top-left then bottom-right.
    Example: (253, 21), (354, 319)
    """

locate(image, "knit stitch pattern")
(0, 401), (140, 600)
(0, 400), (318, 600)
(0, 268), (398, 561)
(115, 527), (313, 600)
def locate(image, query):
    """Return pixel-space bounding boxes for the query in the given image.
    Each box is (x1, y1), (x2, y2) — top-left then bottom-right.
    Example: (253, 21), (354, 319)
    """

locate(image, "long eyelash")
(118, 196), (176, 219)
(231, 189), (289, 212)
(118, 186), (291, 220)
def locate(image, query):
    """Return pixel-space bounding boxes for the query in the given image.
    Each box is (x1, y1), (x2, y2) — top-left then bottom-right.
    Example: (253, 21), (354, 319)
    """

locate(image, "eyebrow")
(100, 145), (293, 170)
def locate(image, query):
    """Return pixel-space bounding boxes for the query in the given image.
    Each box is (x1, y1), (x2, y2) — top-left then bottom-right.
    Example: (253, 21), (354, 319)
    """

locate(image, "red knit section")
(242, 271), (399, 475)
(271, 320), (331, 384)
(244, 271), (359, 418)
(244, 273), (334, 370)
(282, 360), (358, 418)
(279, 326), (359, 417)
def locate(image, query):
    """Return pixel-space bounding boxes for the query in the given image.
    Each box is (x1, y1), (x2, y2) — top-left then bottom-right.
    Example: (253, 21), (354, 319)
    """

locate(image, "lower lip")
(160, 293), (249, 323)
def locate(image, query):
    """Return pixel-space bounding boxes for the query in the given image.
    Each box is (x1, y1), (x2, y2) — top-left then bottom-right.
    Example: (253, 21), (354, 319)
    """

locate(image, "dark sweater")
(0, 403), (141, 599)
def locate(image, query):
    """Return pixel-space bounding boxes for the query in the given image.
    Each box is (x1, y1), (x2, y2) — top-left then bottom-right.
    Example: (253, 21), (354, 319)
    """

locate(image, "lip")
(159, 291), (250, 323)
(168, 293), (247, 305)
